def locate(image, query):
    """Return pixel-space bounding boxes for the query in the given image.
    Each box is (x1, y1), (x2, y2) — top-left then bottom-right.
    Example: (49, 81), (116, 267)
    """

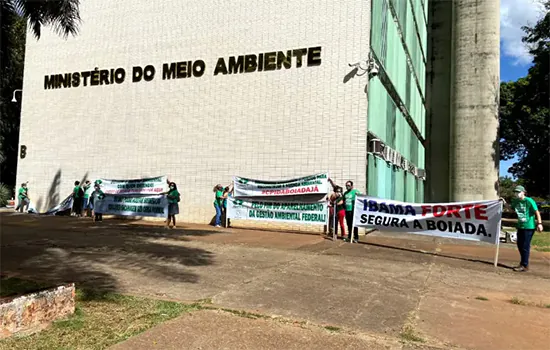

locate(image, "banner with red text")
(353, 196), (502, 244)
(99, 176), (168, 195)
(233, 173), (329, 198)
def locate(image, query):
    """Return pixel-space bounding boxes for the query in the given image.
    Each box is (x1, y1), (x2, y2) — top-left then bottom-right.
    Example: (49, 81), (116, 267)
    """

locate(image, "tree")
(499, 1), (550, 199)
(0, 0), (81, 188)
(498, 176), (519, 204)
(2, 0), (81, 39)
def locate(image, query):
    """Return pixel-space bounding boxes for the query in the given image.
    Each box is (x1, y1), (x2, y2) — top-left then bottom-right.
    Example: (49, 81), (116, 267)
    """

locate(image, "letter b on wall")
(20, 145), (27, 159)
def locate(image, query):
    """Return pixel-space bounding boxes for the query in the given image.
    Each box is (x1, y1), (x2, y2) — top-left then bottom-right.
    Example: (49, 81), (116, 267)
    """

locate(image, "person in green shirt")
(510, 185), (543, 272)
(82, 180), (94, 218)
(165, 182), (180, 229)
(15, 182), (30, 213)
(213, 184), (224, 228)
(72, 181), (84, 217)
(329, 179), (361, 242)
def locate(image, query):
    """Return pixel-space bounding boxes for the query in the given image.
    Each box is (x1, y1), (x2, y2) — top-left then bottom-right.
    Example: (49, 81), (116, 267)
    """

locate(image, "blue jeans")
(82, 197), (93, 210)
(214, 204), (222, 226)
(516, 229), (535, 267)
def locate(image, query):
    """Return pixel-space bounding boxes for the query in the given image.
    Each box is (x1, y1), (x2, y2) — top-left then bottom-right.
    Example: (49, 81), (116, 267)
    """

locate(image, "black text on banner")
(353, 196), (502, 244)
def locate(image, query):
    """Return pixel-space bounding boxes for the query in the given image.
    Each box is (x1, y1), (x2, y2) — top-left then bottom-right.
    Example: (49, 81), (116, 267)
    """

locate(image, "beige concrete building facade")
(17, 0), (371, 222)
(17, 0), (501, 223)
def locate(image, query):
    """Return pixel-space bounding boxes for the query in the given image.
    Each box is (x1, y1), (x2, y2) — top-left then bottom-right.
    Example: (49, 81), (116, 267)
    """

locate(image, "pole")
(226, 181), (234, 228)
(333, 199), (337, 241)
(494, 201), (503, 267)
(350, 198), (356, 244)
(494, 236), (500, 268)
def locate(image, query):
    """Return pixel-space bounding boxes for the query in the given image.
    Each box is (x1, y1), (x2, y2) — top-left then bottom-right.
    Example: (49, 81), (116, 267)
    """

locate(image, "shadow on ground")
(361, 240), (515, 270)
(0, 213), (216, 296)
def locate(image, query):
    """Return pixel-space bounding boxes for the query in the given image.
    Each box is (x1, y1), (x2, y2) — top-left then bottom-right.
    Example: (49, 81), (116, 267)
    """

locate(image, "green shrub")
(0, 183), (12, 207)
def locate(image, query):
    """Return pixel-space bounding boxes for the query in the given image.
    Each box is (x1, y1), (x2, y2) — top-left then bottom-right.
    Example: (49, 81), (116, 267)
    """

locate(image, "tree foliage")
(498, 176), (519, 204)
(0, 3), (26, 188)
(499, 1), (550, 198)
(0, 0), (81, 188)
(3, 0), (81, 39)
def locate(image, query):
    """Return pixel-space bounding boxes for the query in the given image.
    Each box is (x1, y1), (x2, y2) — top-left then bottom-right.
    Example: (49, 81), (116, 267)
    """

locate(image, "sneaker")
(215, 225), (221, 228)
(513, 265), (529, 272)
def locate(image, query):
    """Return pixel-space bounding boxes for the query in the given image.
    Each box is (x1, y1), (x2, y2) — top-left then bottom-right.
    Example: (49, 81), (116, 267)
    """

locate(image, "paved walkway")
(1, 212), (549, 349)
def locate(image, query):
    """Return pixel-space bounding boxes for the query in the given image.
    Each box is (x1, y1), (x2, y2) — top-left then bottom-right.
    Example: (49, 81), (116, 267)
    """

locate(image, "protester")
(82, 180), (94, 217)
(15, 182), (30, 213)
(222, 184), (233, 228)
(343, 181), (361, 242)
(165, 182), (181, 229)
(510, 185), (544, 272)
(72, 181), (84, 217)
(329, 179), (360, 242)
(332, 186), (347, 239)
(213, 184), (224, 227)
(92, 182), (105, 222)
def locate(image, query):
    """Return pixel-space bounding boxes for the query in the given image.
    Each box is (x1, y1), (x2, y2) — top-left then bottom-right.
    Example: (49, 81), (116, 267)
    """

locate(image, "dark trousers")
(345, 210), (359, 241)
(73, 197), (83, 215)
(516, 229), (535, 267)
(15, 198), (29, 213)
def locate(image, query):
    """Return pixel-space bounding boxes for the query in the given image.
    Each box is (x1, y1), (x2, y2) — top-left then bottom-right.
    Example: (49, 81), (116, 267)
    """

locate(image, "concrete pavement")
(1, 212), (549, 349)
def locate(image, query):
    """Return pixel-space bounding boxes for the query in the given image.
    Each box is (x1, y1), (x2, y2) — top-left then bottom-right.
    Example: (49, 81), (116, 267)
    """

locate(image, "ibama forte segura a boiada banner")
(353, 196), (502, 244)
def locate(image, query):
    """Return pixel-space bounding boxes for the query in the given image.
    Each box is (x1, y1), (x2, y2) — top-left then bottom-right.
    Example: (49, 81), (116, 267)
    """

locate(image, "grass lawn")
(0, 283), (200, 350)
(532, 231), (550, 252)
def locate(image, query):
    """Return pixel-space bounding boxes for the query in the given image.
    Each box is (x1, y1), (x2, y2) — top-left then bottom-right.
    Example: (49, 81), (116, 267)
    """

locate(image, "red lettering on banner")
(463, 204), (474, 219)
(433, 205), (446, 217)
(421, 204), (489, 220)
(446, 205), (462, 218)
(260, 186), (319, 196)
(474, 204), (488, 220)
(421, 206), (432, 216)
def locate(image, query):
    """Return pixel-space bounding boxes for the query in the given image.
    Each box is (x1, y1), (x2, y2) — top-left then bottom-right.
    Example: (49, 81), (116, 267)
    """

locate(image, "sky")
(498, 0), (545, 177)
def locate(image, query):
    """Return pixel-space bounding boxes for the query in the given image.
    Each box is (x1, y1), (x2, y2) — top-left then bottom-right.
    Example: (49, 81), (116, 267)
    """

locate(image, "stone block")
(0, 283), (75, 339)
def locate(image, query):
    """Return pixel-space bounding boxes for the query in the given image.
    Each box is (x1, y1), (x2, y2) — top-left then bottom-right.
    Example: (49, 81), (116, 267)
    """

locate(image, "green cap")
(514, 185), (526, 193)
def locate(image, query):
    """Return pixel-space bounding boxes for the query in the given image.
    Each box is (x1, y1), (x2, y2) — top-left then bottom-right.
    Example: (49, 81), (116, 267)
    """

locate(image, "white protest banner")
(227, 197), (328, 225)
(353, 196), (502, 244)
(43, 195), (73, 215)
(94, 194), (168, 217)
(233, 173), (329, 198)
(98, 176), (168, 195)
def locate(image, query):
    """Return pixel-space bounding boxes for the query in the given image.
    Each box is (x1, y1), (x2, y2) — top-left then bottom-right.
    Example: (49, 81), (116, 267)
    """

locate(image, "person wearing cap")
(510, 185), (543, 272)
(92, 182), (105, 222)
